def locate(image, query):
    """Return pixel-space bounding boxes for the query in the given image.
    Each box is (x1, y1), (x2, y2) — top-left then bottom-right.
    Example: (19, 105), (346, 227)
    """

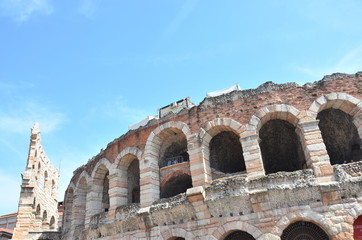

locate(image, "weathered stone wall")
(12, 124), (60, 240)
(62, 72), (362, 240)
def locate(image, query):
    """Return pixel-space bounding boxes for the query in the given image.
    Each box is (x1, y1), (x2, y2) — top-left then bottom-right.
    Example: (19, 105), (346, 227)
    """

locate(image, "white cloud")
(293, 44), (362, 79)
(0, 0), (53, 22)
(78, 0), (101, 18)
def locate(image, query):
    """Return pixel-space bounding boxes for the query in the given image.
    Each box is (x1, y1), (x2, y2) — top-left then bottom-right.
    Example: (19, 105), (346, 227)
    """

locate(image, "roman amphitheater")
(10, 72), (362, 239)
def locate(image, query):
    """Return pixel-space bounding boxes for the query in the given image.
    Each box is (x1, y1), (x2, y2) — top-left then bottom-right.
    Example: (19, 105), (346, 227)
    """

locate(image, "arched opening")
(102, 171), (110, 212)
(161, 173), (192, 199)
(354, 215), (362, 239)
(260, 119), (305, 174)
(281, 221), (329, 240)
(127, 159), (140, 204)
(36, 204), (41, 215)
(44, 171), (48, 188)
(223, 230), (256, 240)
(168, 238), (185, 240)
(93, 164), (110, 213)
(38, 162), (41, 173)
(50, 216), (55, 230)
(51, 179), (56, 198)
(209, 131), (246, 177)
(159, 130), (189, 168)
(63, 187), (74, 235)
(73, 177), (87, 230)
(317, 108), (362, 164)
(33, 198), (36, 209)
(42, 211), (47, 222)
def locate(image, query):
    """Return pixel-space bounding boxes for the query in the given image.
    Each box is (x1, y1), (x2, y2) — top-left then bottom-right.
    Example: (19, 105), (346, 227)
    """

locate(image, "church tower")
(12, 123), (60, 239)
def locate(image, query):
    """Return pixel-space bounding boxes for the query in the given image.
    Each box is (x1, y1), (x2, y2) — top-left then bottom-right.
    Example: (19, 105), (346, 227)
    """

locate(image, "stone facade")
(12, 124), (60, 240)
(62, 72), (362, 240)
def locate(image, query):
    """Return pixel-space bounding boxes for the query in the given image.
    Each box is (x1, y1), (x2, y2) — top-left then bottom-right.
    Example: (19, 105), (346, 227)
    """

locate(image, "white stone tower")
(12, 123), (60, 239)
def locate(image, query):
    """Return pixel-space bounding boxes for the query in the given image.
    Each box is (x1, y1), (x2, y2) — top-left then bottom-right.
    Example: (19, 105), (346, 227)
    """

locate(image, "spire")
(31, 122), (40, 135)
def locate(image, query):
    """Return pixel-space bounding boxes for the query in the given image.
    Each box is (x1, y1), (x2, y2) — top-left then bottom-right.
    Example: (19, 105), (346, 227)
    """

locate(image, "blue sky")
(0, 0), (362, 215)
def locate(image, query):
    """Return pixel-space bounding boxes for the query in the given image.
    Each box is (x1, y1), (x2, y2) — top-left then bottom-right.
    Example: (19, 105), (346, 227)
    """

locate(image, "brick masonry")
(62, 72), (362, 240)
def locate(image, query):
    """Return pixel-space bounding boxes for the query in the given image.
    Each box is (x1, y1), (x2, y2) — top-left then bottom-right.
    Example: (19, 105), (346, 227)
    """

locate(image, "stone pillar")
(139, 157), (160, 208)
(298, 120), (334, 182)
(108, 170), (127, 219)
(188, 134), (212, 187)
(186, 186), (211, 226)
(85, 184), (100, 228)
(241, 133), (265, 179)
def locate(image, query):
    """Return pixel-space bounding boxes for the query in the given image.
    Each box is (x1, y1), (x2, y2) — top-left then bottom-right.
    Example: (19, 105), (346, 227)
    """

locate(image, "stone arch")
(142, 121), (191, 206)
(114, 147), (143, 168)
(72, 175), (88, 234)
(158, 227), (196, 240)
(248, 104), (301, 133)
(309, 93), (362, 164)
(90, 158), (112, 214)
(274, 210), (337, 237)
(51, 179), (56, 199)
(114, 147), (142, 204)
(211, 220), (262, 240)
(50, 216), (56, 230)
(309, 92), (362, 137)
(36, 204), (41, 216)
(62, 184), (75, 235)
(198, 118), (245, 180)
(160, 170), (193, 198)
(42, 210), (47, 222)
(248, 105), (305, 174)
(199, 118), (246, 179)
(281, 221), (329, 240)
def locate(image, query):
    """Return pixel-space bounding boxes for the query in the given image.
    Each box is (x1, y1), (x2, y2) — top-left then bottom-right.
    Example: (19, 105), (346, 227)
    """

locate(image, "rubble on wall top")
(76, 71), (362, 180)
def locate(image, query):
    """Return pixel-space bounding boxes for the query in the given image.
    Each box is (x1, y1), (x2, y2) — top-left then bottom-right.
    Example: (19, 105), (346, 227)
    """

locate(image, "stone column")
(297, 120), (334, 182)
(139, 156), (160, 208)
(108, 170), (127, 219)
(188, 134), (212, 187)
(241, 133), (265, 179)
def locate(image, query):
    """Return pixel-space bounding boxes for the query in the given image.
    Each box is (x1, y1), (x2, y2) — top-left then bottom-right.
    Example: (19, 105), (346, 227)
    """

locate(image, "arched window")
(36, 204), (41, 215)
(318, 108), (362, 164)
(42, 211), (47, 222)
(44, 171), (48, 188)
(260, 119), (305, 174)
(102, 171), (110, 212)
(161, 173), (192, 199)
(51, 180), (56, 198)
(127, 159), (140, 204)
(281, 221), (329, 240)
(209, 131), (246, 177)
(73, 177), (87, 230)
(224, 230), (256, 240)
(50, 216), (55, 230)
(159, 131), (188, 168)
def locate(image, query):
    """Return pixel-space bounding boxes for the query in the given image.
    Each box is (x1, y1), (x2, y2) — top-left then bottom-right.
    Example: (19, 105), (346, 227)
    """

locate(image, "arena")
(12, 72), (362, 240)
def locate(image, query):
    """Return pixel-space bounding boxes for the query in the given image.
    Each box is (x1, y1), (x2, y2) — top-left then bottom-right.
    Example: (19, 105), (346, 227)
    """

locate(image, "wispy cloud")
(0, 101), (66, 134)
(0, 0), (53, 22)
(292, 44), (362, 79)
(163, 0), (198, 40)
(78, 0), (101, 18)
